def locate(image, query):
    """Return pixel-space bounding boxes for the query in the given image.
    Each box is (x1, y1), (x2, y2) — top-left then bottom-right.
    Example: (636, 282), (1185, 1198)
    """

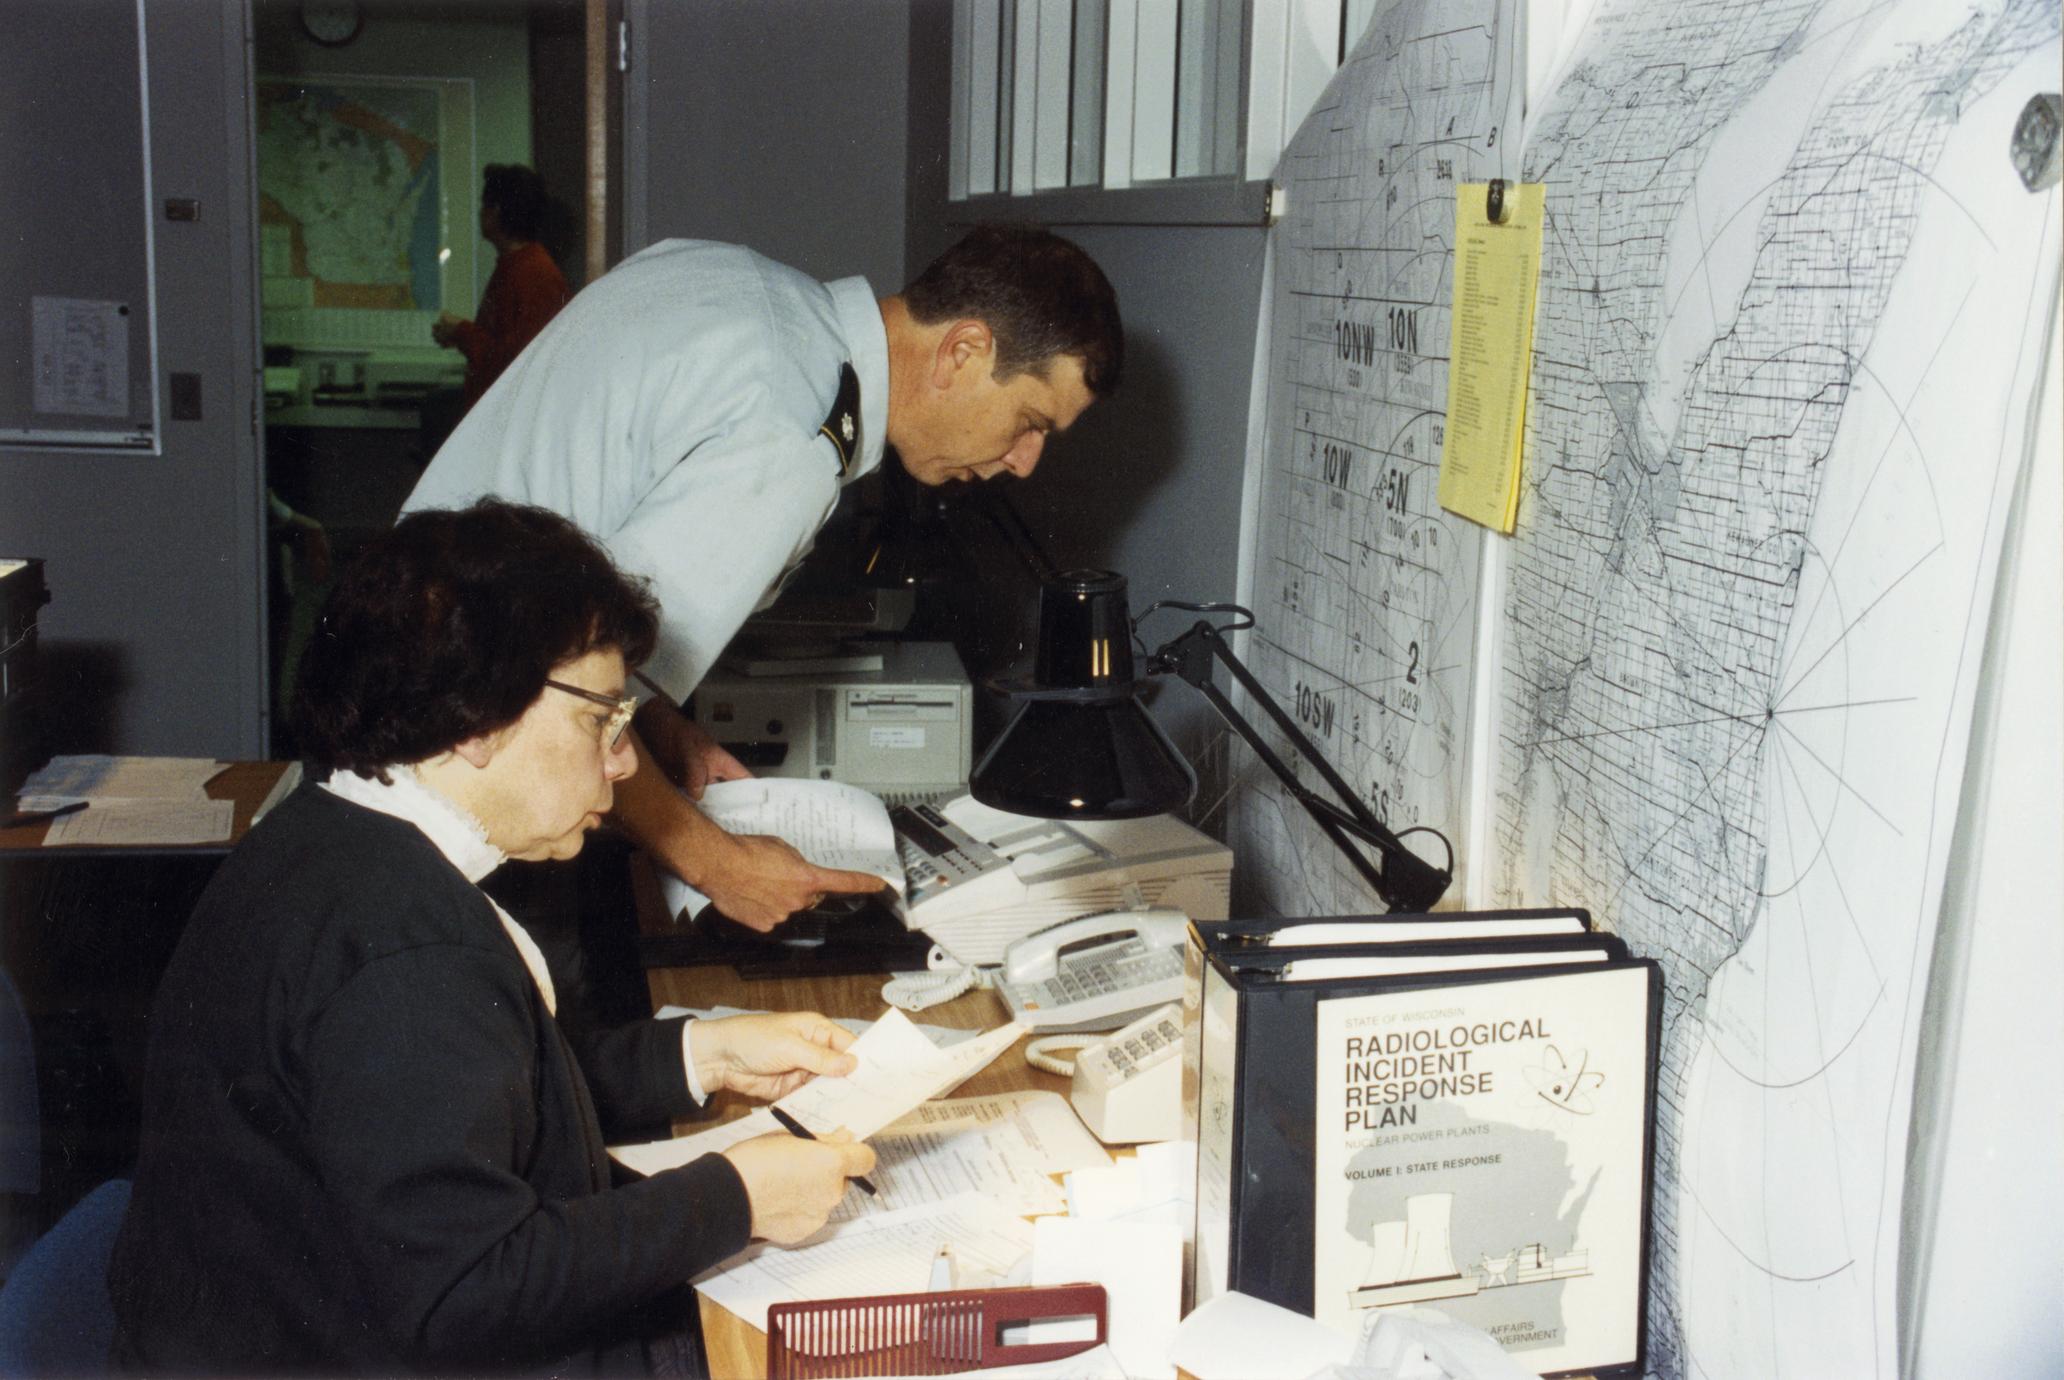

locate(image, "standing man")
(404, 225), (1122, 929)
(431, 164), (573, 413)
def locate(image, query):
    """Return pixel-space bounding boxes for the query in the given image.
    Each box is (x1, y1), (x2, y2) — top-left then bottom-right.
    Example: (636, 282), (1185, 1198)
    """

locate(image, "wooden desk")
(1, 760), (297, 1232)
(0, 759), (295, 856)
(646, 964), (1070, 1380)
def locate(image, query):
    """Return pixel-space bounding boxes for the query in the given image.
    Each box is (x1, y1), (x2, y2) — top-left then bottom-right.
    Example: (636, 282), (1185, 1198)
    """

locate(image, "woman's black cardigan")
(107, 783), (752, 1374)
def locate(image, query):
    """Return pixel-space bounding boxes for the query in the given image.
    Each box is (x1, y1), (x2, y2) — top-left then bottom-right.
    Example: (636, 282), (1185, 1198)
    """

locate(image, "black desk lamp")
(970, 570), (1453, 913)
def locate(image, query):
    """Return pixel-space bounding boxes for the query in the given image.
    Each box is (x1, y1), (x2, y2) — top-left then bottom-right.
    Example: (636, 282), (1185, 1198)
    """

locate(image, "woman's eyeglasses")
(543, 680), (637, 747)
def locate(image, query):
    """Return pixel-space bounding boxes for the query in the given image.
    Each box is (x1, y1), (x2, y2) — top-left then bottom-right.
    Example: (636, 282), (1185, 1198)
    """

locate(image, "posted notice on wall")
(32, 296), (130, 418)
(1437, 184), (1545, 533)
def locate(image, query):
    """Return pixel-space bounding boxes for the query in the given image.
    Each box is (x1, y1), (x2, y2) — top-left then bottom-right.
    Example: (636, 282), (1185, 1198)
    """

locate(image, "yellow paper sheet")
(1438, 182), (1545, 533)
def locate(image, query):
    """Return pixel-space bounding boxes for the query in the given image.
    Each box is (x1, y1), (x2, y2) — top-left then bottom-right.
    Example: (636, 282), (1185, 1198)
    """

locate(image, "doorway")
(248, 0), (603, 752)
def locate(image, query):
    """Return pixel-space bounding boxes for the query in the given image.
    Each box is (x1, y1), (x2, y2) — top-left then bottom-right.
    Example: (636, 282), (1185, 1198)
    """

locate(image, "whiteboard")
(0, 0), (157, 449)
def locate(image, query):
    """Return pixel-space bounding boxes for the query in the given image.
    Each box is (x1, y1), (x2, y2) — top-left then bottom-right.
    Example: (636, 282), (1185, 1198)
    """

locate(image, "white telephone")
(994, 908), (1189, 1033)
(1067, 1001), (1184, 1145)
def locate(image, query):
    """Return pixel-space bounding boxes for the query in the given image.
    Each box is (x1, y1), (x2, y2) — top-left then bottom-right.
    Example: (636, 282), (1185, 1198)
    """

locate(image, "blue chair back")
(0, 1178), (131, 1378)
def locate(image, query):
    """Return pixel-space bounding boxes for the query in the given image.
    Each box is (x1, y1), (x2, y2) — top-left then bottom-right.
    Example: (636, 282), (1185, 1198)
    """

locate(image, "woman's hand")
(690, 1011), (857, 1101)
(721, 1130), (877, 1244)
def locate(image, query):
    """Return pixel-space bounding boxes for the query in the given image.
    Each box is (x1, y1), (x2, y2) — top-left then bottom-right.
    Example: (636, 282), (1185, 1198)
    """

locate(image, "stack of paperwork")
(614, 1006), (1221, 1377)
(20, 754), (236, 846)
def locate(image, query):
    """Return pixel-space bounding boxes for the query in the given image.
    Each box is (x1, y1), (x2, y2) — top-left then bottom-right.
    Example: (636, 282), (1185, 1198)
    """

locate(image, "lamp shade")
(970, 697), (1195, 819)
(969, 570), (1196, 820)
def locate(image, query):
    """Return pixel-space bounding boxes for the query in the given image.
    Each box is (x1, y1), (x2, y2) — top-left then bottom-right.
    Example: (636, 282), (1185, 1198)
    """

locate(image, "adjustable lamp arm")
(978, 488), (1060, 585)
(1146, 618), (1452, 913)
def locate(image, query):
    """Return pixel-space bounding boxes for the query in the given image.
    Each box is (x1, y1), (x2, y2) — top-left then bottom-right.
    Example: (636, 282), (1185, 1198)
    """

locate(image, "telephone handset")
(995, 908), (1189, 1033)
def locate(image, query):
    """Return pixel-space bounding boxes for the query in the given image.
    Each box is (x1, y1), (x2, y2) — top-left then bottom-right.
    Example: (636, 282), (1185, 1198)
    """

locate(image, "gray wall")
(998, 223), (1266, 828)
(630, 0), (910, 293)
(0, 0), (265, 758)
(902, 4), (1269, 833)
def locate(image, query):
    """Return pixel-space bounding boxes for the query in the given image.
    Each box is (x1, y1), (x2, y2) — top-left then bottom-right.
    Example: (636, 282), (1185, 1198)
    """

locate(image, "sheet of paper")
(1437, 182), (1545, 534)
(1064, 1162), (1145, 1223)
(32, 296), (129, 418)
(1353, 1307), (1536, 1380)
(608, 1108), (777, 1178)
(1065, 1140), (1194, 1232)
(1030, 1216), (1182, 1380)
(660, 776), (904, 918)
(20, 754), (225, 804)
(609, 1046), (1061, 1184)
(251, 761), (303, 824)
(695, 1191), (1034, 1330)
(1167, 1292), (1357, 1380)
(776, 1008), (1022, 1140)
(925, 1342), (1129, 1380)
(825, 1114), (1069, 1224)
(41, 798), (233, 847)
(883, 1091), (1110, 1176)
(658, 1004), (983, 1049)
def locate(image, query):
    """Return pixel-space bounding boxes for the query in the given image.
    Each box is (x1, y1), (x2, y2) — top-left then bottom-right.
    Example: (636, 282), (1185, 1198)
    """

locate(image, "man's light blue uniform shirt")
(403, 239), (889, 700)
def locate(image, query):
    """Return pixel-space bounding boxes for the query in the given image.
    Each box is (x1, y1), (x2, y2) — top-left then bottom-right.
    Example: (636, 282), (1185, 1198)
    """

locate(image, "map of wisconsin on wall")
(1494, 1), (2059, 1376)
(1234, 0), (1526, 916)
(255, 76), (474, 340)
(1236, 0), (2062, 1375)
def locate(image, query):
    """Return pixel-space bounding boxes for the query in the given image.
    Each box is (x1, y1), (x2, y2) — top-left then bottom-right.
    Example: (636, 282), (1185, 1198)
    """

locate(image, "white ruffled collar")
(322, 764), (505, 882)
(319, 765), (556, 1015)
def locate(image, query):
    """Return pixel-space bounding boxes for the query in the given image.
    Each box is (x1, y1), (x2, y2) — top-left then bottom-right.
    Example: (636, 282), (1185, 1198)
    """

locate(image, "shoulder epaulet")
(817, 362), (862, 476)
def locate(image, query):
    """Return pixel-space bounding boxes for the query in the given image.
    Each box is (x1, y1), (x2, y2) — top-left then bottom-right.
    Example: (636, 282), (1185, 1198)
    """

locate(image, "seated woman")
(108, 500), (874, 1374)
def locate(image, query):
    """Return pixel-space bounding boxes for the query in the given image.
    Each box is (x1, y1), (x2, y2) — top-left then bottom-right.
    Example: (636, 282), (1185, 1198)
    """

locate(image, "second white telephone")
(1067, 1001), (1184, 1144)
(994, 908), (1189, 1033)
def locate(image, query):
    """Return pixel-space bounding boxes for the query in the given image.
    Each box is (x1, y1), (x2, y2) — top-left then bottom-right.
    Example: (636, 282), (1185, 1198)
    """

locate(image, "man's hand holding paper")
(657, 776), (902, 929)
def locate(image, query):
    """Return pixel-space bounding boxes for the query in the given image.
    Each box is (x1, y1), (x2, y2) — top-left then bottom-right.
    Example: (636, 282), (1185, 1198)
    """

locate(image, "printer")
(688, 640), (972, 806)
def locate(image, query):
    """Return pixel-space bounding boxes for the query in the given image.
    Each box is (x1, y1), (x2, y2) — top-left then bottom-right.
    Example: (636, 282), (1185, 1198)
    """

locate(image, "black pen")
(5, 800), (87, 829)
(769, 1105), (879, 1197)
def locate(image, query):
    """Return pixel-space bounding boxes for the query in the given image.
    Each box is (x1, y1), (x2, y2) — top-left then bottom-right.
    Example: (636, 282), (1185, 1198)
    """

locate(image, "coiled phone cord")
(880, 946), (990, 1011)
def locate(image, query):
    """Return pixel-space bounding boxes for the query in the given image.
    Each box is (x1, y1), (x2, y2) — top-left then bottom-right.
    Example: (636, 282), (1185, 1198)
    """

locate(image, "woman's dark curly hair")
(293, 499), (659, 780)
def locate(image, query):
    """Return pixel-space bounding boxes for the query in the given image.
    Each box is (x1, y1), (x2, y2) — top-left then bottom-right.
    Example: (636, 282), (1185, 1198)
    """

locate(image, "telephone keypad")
(1010, 941), (1181, 1024)
(1089, 1013), (1183, 1084)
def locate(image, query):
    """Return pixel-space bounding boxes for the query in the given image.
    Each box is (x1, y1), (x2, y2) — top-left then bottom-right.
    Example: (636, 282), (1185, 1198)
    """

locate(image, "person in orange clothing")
(433, 164), (572, 411)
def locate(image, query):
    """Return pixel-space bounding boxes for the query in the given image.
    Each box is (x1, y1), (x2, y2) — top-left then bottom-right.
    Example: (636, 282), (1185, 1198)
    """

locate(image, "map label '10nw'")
(1335, 308), (1421, 366)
